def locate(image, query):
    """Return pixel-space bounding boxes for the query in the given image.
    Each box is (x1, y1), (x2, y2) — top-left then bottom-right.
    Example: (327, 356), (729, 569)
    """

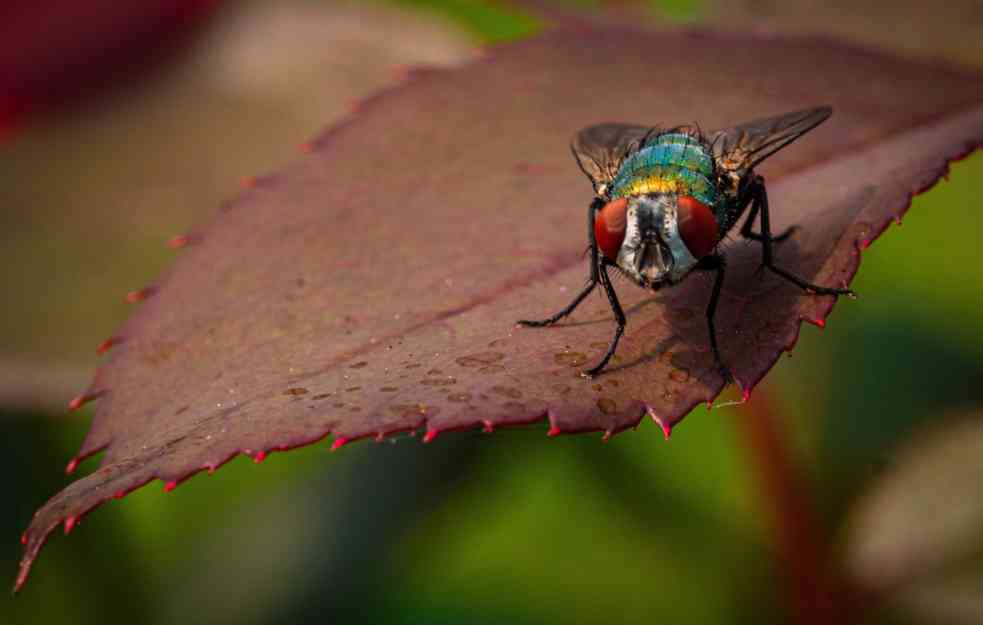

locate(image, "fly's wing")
(709, 106), (832, 178)
(571, 123), (653, 195)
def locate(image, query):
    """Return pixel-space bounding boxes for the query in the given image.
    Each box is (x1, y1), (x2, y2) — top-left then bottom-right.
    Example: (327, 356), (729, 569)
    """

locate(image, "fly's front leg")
(696, 253), (733, 383)
(749, 176), (856, 297)
(581, 260), (626, 378)
(517, 198), (603, 327)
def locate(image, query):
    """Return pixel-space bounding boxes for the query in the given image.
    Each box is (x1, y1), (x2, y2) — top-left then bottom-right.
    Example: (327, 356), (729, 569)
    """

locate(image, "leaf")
(0, 0), (219, 132)
(16, 22), (983, 590)
(0, 0), (472, 413)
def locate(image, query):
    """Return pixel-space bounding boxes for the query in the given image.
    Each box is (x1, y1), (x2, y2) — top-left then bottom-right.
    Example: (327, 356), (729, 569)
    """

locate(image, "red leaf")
(0, 0), (221, 135)
(15, 24), (983, 590)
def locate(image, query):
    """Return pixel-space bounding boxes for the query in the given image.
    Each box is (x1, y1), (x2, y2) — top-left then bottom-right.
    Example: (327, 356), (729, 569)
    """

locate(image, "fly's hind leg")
(518, 198), (603, 327)
(744, 175), (856, 297)
(740, 184), (798, 243)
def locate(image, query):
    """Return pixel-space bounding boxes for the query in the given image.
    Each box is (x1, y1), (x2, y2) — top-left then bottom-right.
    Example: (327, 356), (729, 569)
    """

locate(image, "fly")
(518, 107), (855, 381)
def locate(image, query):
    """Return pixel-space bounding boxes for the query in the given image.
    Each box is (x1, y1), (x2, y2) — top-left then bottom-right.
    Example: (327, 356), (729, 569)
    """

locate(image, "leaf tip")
(482, 419), (494, 433)
(253, 451), (267, 464)
(163, 480), (178, 493)
(13, 562), (30, 594)
(547, 425), (561, 437)
(125, 286), (157, 304)
(64, 458), (78, 475)
(95, 336), (123, 354)
(422, 430), (439, 444)
(167, 234), (192, 249)
(63, 516), (76, 535)
(802, 315), (826, 329)
(67, 391), (101, 413)
(648, 409), (672, 440)
(330, 437), (348, 452)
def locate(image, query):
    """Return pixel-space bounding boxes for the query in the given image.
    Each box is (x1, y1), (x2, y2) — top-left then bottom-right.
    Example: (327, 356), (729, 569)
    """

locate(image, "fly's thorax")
(592, 193), (720, 289)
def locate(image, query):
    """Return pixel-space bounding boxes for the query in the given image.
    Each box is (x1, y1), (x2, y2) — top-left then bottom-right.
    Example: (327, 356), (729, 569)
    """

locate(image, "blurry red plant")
(0, 0), (221, 139)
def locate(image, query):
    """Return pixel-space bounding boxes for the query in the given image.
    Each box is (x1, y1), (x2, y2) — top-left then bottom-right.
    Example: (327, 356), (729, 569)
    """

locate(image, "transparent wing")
(570, 123), (653, 194)
(709, 106), (832, 176)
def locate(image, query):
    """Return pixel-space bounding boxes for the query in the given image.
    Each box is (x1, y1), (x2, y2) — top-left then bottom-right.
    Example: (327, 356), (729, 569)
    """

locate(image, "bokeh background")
(3, 1), (982, 624)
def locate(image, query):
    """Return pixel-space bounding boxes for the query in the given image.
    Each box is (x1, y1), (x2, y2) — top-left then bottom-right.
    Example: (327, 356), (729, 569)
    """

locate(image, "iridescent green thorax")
(610, 132), (720, 209)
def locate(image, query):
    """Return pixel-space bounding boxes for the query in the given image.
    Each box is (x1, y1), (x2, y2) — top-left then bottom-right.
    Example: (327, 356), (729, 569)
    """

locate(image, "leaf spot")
(420, 377), (457, 386)
(597, 398), (618, 414)
(554, 352), (588, 367)
(455, 352), (505, 367)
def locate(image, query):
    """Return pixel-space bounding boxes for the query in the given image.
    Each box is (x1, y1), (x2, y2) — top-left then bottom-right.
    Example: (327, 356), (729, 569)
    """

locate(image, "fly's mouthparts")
(641, 240), (665, 268)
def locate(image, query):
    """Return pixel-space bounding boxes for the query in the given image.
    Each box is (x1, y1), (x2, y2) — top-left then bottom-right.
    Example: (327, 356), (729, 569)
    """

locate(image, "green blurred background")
(3, 1), (982, 624)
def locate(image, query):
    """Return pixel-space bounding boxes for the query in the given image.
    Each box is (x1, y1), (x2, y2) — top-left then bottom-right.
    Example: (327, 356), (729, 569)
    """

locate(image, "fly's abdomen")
(611, 133), (718, 207)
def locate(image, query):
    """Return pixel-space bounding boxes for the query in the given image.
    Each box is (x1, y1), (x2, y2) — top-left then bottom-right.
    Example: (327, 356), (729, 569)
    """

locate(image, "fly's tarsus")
(745, 176), (856, 298)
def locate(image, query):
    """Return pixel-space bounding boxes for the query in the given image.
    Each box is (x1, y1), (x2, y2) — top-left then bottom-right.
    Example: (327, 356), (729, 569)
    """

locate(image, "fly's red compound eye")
(676, 195), (718, 259)
(594, 197), (628, 262)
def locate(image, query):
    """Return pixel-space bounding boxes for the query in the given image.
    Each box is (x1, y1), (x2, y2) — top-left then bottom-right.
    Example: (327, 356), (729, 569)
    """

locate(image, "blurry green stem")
(736, 387), (848, 625)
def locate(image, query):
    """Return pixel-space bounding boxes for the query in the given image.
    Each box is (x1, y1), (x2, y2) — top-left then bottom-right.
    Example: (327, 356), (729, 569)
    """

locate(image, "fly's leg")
(748, 175), (856, 297)
(740, 189), (798, 243)
(517, 197), (625, 378)
(518, 198), (602, 327)
(581, 260), (626, 378)
(516, 279), (596, 327)
(696, 253), (733, 383)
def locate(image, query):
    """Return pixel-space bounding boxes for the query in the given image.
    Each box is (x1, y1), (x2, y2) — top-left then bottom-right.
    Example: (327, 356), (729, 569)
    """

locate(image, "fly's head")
(594, 193), (719, 288)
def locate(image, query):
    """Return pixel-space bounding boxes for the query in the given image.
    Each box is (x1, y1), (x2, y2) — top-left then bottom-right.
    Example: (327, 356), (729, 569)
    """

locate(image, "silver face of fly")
(518, 106), (856, 381)
(616, 195), (699, 288)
